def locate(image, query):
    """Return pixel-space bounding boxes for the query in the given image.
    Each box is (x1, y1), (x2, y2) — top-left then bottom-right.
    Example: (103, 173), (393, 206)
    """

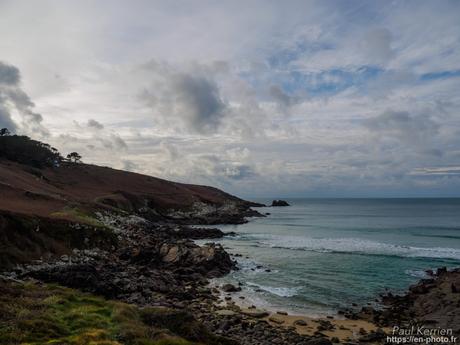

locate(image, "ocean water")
(201, 198), (460, 316)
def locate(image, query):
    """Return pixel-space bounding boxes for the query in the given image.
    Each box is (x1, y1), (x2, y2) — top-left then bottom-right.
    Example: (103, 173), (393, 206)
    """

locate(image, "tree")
(0, 134), (63, 168)
(66, 152), (82, 163)
(0, 128), (10, 136)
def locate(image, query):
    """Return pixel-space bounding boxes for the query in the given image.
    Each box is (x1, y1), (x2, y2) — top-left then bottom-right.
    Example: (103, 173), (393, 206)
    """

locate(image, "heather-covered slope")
(0, 158), (260, 224)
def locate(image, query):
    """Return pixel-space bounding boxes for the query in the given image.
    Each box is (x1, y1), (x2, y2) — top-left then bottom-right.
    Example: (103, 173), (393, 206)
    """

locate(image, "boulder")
(222, 283), (241, 292)
(160, 242), (235, 277)
(241, 309), (270, 318)
(216, 309), (237, 316)
(293, 319), (307, 326)
(268, 316), (285, 324)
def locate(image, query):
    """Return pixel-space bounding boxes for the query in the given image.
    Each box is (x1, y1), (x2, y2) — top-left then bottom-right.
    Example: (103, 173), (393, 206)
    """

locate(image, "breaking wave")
(248, 235), (460, 260)
(246, 282), (301, 297)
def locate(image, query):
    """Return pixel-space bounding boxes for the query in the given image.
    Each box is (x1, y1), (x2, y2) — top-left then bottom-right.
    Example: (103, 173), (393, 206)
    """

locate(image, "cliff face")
(0, 158), (261, 224)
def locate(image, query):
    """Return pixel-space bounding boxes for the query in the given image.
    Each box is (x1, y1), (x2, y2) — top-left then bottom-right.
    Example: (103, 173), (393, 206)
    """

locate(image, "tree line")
(0, 127), (82, 168)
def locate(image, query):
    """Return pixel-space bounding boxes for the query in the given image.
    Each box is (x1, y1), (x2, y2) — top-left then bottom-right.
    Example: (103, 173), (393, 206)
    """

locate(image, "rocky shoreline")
(1, 209), (459, 344)
(1, 211), (330, 345)
(354, 268), (460, 332)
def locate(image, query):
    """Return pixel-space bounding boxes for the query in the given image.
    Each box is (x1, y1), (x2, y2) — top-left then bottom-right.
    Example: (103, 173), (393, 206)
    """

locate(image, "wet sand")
(238, 306), (386, 342)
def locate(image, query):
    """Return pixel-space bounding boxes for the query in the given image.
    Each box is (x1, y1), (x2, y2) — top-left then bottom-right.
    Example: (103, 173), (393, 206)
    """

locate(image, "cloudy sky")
(1, 0), (460, 197)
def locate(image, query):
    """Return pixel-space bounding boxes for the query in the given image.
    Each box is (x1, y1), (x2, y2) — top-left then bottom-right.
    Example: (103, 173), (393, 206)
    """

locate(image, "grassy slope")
(0, 281), (235, 345)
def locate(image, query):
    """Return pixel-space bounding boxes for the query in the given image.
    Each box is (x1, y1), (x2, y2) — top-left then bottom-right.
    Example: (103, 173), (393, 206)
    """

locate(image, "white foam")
(249, 234), (460, 260)
(247, 282), (301, 297)
(405, 269), (430, 279)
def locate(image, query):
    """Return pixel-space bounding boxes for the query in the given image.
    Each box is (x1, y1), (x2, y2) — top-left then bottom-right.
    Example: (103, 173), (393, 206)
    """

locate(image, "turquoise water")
(205, 198), (460, 316)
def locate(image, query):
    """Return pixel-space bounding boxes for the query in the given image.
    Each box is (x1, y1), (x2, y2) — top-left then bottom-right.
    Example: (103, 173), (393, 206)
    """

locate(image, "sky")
(1, 0), (460, 198)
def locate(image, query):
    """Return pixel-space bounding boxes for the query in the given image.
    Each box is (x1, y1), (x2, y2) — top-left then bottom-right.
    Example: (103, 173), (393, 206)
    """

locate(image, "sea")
(198, 198), (460, 316)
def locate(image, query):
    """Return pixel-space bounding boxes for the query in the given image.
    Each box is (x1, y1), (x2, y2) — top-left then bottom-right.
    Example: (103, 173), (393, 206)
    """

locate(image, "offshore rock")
(271, 200), (290, 207)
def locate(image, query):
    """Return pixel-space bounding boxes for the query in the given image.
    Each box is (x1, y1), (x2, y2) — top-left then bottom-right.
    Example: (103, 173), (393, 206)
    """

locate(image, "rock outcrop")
(271, 199), (290, 207)
(8, 216), (236, 306)
(354, 268), (460, 331)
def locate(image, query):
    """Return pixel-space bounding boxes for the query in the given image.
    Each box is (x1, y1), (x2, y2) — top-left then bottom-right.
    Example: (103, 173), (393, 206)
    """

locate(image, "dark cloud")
(170, 74), (226, 133)
(0, 61), (48, 136)
(87, 119), (104, 130)
(363, 110), (439, 143)
(0, 61), (20, 86)
(139, 63), (227, 134)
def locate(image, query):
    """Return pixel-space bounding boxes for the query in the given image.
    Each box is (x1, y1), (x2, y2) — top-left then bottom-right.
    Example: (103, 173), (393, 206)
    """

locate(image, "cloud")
(0, 104), (17, 131)
(2, 2), (460, 196)
(191, 154), (257, 181)
(361, 28), (393, 64)
(97, 134), (128, 150)
(0, 62), (20, 131)
(121, 159), (139, 172)
(411, 166), (460, 176)
(0, 61), (48, 136)
(268, 85), (298, 108)
(140, 66), (227, 134)
(87, 119), (104, 130)
(0, 61), (20, 86)
(363, 110), (439, 144)
(171, 74), (226, 133)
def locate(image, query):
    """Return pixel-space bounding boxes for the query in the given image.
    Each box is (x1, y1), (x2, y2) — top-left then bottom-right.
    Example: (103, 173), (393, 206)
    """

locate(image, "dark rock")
(436, 267), (447, 276)
(170, 226), (225, 240)
(241, 310), (270, 318)
(316, 320), (334, 331)
(293, 319), (307, 326)
(354, 268), (460, 331)
(271, 200), (290, 207)
(306, 338), (332, 345)
(358, 328), (386, 342)
(222, 283), (241, 292)
(268, 316), (284, 324)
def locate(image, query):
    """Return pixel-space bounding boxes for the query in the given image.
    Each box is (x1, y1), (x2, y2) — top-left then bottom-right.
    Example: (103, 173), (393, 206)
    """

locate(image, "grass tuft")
(0, 282), (201, 345)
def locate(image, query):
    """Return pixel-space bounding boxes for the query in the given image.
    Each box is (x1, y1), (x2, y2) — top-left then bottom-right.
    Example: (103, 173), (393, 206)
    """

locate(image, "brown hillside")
(0, 158), (252, 220)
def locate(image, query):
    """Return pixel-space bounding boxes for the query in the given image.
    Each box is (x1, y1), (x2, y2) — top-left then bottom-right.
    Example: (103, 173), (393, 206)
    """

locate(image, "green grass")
(50, 207), (105, 227)
(0, 282), (198, 345)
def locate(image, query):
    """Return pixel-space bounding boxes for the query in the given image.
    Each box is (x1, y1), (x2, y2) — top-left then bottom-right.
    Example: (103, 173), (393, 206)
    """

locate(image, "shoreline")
(203, 211), (460, 343)
(211, 281), (388, 343)
(2, 204), (459, 344)
(208, 267), (460, 343)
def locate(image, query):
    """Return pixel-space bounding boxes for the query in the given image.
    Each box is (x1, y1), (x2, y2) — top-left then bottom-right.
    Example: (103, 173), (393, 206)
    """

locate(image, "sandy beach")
(213, 284), (388, 343)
